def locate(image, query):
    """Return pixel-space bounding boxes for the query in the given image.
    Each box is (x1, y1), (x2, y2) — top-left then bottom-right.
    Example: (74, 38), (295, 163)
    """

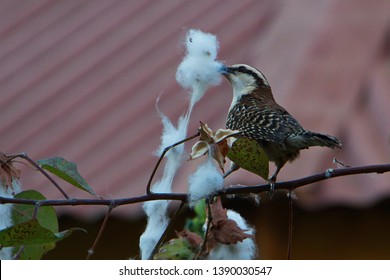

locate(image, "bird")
(220, 64), (342, 189)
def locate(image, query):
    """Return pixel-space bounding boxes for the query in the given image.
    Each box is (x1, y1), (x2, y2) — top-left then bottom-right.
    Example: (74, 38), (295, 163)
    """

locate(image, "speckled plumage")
(223, 64), (342, 181)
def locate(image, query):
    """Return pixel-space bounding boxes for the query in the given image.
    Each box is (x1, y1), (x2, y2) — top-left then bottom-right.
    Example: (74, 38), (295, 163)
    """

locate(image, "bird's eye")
(238, 66), (246, 72)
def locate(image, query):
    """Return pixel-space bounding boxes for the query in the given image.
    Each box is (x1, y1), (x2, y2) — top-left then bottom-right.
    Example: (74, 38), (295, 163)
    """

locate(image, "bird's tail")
(303, 131), (342, 149)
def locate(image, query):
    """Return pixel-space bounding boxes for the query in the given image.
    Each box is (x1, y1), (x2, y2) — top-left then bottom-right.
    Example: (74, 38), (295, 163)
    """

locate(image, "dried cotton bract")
(207, 210), (257, 260)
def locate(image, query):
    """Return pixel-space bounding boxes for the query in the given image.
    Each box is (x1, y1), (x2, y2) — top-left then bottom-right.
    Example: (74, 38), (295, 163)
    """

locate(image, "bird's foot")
(267, 176), (276, 199)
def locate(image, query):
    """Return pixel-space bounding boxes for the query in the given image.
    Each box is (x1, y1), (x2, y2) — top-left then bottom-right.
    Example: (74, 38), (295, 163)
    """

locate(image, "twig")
(32, 201), (42, 219)
(287, 189), (293, 260)
(0, 192), (187, 206)
(196, 198), (213, 259)
(86, 205), (115, 259)
(225, 163), (390, 194)
(146, 132), (200, 194)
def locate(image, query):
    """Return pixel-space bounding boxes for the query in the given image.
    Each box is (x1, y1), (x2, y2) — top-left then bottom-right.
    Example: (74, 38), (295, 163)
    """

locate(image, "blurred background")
(1, 0), (390, 259)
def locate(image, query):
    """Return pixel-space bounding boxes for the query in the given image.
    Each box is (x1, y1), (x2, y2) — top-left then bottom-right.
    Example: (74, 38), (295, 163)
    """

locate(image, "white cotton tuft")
(0, 180), (22, 260)
(188, 157), (224, 207)
(207, 210), (257, 260)
(140, 200), (169, 260)
(176, 29), (223, 105)
(176, 56), (223, 90)
(185, 29), (219, 59)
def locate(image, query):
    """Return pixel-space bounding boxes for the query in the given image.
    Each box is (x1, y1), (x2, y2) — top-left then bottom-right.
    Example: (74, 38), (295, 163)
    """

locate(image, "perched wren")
(221, 64), (342, 187)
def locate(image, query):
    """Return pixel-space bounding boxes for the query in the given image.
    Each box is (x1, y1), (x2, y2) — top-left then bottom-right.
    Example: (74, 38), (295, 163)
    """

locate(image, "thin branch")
(86, 205), (114, 259)
(0, 192), (187, 207)
(225, 163), (390, 194)
(287, 189), (293, 260)
(1, 163), (390, 207)
(146, 132), (200, 194)
(196, 198), (213, 259)
(32, 201), (42, 219)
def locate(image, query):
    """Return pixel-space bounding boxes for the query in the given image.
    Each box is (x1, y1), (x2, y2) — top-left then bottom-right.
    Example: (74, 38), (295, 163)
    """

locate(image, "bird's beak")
(219, 64), (233, 79)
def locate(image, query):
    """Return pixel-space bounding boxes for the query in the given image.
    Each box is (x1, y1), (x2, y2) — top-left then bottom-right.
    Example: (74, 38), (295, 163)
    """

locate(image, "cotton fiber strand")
(140, 108), (189, 259)
(155, 103), (188, 158)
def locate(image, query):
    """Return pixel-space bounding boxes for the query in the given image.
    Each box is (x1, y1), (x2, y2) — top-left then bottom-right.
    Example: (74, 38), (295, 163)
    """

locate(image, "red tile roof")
(1, 0), (390, 217)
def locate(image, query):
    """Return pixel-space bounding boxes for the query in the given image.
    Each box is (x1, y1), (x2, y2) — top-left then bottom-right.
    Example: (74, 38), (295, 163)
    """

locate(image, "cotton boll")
(207, 210), (257, 260)
(188, 157), (224, 207)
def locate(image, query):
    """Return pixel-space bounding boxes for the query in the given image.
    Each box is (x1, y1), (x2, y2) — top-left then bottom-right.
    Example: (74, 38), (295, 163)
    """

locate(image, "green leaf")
(0, 219), (82, 247)
(14, 228), (85, 260)
(227, 137), (269, 180)
(37, 157), (96, 196)
(9, 190), (59, 259)
(5, 190), (86, 259)
(12, 190), (58, 232)
(17, 243), (56, 260)
(154, 238), (196, 260)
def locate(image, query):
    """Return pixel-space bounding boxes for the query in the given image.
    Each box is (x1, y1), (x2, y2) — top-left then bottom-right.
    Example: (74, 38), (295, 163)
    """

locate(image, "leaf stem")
(10, 153), (70, 199)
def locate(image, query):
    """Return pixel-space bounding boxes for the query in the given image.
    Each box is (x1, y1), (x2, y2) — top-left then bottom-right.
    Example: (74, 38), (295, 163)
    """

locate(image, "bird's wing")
(227, 103), (305, 143)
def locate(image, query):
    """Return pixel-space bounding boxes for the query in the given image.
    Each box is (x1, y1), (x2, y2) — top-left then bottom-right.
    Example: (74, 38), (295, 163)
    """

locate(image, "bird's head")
(220, 64), (270, 96)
